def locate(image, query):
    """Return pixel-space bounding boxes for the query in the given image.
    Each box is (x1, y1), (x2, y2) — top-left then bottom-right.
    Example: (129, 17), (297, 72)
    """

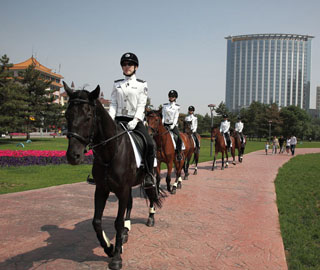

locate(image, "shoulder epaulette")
(114, 79), (124, 83)
(136, 78), (146, 83)
(176, 104), (180, 106)
(163, 103), (169, 105)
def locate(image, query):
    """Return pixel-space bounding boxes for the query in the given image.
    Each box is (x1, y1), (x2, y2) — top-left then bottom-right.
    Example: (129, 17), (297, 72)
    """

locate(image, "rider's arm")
(134, 82), (148, 121)
(109, 84), (118, 120)
(173, 105), (180, 127)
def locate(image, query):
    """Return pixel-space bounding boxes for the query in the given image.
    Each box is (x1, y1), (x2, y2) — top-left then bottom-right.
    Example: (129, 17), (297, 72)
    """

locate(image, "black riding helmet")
(120, 52), (139, 67)
(188, 106), (195, 111)
(168, 90), (178, 98)
(223, 114), (228, 118)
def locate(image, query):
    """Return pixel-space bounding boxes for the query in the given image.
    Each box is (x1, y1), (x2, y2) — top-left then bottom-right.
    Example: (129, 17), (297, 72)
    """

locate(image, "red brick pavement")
(1, 148), (320, 270)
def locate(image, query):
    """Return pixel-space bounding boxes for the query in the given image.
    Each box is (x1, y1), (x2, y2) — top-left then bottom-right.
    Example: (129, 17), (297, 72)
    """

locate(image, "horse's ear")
(89, 85), (100, 100)
(63, 81), (73, 97)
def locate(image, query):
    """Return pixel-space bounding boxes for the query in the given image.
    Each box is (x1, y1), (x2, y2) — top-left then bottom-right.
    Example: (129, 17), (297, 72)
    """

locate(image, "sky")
(1, 0), (320, 115)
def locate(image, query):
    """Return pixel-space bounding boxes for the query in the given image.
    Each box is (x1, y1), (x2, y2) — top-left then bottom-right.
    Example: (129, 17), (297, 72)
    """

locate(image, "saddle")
(169, 131), (186, 150)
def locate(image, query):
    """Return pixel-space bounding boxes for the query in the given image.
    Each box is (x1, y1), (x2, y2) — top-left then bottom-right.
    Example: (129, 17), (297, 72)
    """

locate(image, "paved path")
(1, 148), (320, 270)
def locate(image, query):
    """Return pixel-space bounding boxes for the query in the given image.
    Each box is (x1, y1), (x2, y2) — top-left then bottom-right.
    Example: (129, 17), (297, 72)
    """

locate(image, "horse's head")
(64, 81), (100, 165)
(211, 127), (219, 142)
(183, 121), (192, 134)
(146, 109), (162, 137)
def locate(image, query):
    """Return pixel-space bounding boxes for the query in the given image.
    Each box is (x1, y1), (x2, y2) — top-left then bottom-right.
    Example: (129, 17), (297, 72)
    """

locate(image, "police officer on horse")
(235, 116), (244, 145)
(220, 114), (231, 151)
(184, 105), (200, 149)
(109, 52), (156, 190)
(162, 90), (183, 160)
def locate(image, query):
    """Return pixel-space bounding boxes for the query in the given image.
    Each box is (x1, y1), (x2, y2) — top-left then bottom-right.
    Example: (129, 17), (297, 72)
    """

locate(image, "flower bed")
(0, 150), (93, 167)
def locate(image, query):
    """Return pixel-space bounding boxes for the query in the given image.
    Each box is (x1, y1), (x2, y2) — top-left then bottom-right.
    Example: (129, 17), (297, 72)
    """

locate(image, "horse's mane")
(146, 109), (162, 118)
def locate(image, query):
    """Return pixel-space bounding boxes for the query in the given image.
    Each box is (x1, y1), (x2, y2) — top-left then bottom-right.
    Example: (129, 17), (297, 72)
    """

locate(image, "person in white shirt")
(109, 52), (156, 189)
(235, 116), (244, 144)
(220, 114), (231, 151)
(184, 106), (199, 149)
(162, 90), (182, 160)
(290, 135), (297, 156)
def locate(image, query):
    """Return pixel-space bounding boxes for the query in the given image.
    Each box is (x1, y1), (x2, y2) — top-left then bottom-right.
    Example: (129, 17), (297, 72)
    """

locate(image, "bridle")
(66, 98), (126, 150)
(147, 113), (169, 137)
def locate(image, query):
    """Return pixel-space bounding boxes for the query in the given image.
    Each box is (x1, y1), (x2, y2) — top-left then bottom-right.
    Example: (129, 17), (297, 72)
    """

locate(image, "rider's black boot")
(86, 174), (95, 185)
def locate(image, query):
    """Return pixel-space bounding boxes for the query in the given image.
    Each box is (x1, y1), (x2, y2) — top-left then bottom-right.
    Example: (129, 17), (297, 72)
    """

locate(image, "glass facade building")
(225, 34), (313, 111)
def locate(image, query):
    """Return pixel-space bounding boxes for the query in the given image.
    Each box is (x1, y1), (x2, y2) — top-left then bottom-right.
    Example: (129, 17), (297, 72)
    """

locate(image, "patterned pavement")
(1, 148), (320, 270)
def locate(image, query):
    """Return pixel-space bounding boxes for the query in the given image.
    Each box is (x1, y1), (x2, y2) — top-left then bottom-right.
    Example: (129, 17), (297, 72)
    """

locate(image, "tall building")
(316, 86), (320, 110)
(225, 34), (314, 112)
(10, 56), (64, 105)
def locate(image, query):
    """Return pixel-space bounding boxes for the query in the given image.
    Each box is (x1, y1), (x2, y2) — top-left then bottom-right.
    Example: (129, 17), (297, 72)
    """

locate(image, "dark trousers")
(165, 124), (182, 152)
(192, 132), (200, 149)
(224, 132), (231, 148)
(115, 116), (155, 172)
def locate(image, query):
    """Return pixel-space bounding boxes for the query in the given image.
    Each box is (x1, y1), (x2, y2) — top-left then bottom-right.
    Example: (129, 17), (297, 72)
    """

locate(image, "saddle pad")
(223, 135), (232, 148)
(127, 131), (157, 168)
(191, 136), (196, 148)
(169, 131), (186, 150)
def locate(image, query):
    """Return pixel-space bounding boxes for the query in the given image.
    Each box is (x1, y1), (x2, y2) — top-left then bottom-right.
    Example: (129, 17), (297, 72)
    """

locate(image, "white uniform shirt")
(235, 121), (244, 133)
(290, 136), (297, 145)
(184, 114), (198, 133)
(220, 120), (230, 133)
(162, 102), (180, 126)
(109, 74), (147, 121)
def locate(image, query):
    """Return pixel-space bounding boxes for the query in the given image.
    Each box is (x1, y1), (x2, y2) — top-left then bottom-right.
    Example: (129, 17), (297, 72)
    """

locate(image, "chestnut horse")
(232, 130), (246, 163)
(64, 82), (164, 270)
(183, 120), (201, 179)
(211, 127), (236, 170)
(146, 109), (191, 194)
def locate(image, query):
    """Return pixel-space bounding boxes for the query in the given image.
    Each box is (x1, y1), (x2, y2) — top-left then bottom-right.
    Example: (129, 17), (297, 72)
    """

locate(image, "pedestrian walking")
(286, 137), (291, 155)
(265, 141), (269, 155)
(290, 135), (297, 156)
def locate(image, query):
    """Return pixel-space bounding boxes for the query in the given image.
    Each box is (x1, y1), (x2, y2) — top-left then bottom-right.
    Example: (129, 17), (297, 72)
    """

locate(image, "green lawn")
(275, 153), (320, 270)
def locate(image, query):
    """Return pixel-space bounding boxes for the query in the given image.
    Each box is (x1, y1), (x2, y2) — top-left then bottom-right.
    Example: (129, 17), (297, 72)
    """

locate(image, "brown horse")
(211, 127), (236, 170)
(146, 109), (190, 194)
(232, 130), (246, 162)
(183, 120), (201, 179)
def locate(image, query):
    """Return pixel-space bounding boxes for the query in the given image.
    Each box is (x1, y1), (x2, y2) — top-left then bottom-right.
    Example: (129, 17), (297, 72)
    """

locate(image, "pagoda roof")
(10, 56), (63, 79)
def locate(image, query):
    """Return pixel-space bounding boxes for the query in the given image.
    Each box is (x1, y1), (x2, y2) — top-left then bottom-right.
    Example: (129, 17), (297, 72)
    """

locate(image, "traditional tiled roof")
(10, 56), (63, 79)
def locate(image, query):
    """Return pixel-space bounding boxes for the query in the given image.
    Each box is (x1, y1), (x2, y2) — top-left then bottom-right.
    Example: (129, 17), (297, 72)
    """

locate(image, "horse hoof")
(171, 187), (176, 194)
(121, 228), (129, 244)
(193, 170), (197, 175)
(221, 167), (224, 170)
(184, 176), (188, 180)
(146, 217), (155, 227)
(232, 162), (236, 165)
(109, 257), (122, 270)
(104, 244), (114, 257)
(177, 182), (182, 189)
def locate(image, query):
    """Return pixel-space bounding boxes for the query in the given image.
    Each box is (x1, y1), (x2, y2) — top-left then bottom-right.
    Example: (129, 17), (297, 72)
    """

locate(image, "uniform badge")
(125, 53), (130, 58)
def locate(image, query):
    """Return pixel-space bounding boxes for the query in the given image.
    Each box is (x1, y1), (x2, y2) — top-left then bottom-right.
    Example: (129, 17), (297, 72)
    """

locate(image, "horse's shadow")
(0, 216), (146, 269)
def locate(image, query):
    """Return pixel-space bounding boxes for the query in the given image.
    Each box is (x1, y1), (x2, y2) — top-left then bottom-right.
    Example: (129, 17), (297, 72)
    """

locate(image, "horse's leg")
(146, 200), (156, 227)
(221, 151), (225, 170)
(166, 161), (173, 192)
(193, 150), (199, 175)
(176, 160), (183, 189)
(92, 187), (114, 257)
(183, 157), (190, 180)
(212, 151), (217, 171)
(122, 188), (132, 244)
(109, 191), (130, 270)
(232, 147), (236, 165)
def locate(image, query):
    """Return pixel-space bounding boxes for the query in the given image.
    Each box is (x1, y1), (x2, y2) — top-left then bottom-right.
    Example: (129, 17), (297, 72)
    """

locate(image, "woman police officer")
(162, 90), (183, 160)
(109, 52), (156, 189)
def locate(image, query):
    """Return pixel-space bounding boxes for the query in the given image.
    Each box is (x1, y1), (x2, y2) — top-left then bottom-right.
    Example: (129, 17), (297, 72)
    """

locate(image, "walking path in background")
(1, 148), (320, 270)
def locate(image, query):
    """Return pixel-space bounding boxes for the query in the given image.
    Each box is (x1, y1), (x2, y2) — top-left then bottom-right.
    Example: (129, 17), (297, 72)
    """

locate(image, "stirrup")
(144, 173), (156, 189)
(86, 175), (95, 185)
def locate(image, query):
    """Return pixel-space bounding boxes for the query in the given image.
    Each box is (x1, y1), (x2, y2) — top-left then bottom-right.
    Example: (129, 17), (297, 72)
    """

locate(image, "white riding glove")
(127, 118), (139, 130)
(170, 124), (175, 130)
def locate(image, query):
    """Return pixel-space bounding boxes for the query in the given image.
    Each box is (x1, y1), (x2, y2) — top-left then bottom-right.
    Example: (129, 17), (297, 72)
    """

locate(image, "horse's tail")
(141, 185), (167, 209)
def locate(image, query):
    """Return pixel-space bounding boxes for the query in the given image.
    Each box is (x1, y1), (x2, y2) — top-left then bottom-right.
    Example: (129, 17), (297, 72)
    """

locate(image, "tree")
(19, 65), (53, 138)
(0, 55), (28, 134)
(280, 106), (311, 139)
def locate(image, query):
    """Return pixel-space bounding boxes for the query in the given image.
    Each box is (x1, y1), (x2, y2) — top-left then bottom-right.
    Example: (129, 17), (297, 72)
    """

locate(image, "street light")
(268, 120), (272, 142)
(208, 104), (216, 156)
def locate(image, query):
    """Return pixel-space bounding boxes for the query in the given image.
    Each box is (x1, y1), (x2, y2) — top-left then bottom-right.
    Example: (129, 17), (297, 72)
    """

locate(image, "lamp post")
(208, 104), (216, 156)
(268, 120), (272, 142)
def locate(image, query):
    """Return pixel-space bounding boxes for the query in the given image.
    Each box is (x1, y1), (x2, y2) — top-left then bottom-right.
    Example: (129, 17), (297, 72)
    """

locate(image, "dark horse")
(211, 127), (236, 170)
(232, 130), (246, 163)
(64, 82), (164, 270)
(183, 120), (201, 179)
(146, 109), (190, 194)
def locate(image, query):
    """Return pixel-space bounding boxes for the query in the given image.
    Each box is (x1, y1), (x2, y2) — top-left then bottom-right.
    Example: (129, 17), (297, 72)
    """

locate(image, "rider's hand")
(170, 124), (175, 130)
(127, 118), (138, 130)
